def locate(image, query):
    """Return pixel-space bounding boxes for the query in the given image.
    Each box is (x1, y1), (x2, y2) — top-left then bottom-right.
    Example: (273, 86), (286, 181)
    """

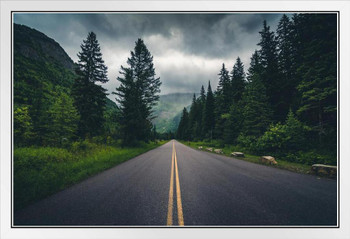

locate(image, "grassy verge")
(14, 140), (167, 210)
(180, 140), (311, 175)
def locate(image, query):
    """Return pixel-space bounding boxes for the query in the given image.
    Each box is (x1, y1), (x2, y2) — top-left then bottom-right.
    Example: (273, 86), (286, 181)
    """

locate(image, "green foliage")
(236, 134), (258, 151)
(283, 151), (336, 165)
(14, 105), (34, 146)
(70, 140), (98, 152)
(255, 110), (311, 154)
(103, 98), (121, 140)
(47, 90), (79, 145)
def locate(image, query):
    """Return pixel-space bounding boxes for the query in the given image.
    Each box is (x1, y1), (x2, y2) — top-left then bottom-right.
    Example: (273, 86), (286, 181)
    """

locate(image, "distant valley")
(152, 93), (195, 134)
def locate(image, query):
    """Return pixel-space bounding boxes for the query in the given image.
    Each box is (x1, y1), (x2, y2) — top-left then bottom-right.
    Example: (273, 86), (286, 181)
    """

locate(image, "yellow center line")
(166, 142), (175, 226)
(174, 144), (185, 226)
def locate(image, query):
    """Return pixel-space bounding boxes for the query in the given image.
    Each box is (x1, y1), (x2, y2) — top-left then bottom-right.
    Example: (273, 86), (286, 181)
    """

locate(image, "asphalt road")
(14, 140), (337, 226)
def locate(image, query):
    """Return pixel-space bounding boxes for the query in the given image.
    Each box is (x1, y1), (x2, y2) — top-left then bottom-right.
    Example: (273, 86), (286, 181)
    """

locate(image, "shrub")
(70, 140), (97, 152)
(237, 134), (258, 151)
(255, 110), (311, 155)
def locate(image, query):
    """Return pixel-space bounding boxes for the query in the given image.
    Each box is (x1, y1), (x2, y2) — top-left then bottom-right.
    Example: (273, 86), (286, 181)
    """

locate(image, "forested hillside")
(14, 24), (120, 146)
(152, 93), (194, 133)
(176, 14), (337, 165)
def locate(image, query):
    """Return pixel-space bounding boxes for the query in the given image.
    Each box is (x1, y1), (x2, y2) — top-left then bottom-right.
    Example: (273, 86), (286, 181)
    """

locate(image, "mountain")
(14, 23), (118, 107)
(13, 24), (119, 142)
(152, 93), (195, 133)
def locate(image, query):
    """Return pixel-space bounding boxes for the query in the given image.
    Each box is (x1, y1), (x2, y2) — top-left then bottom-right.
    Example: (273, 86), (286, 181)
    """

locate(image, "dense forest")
(176, 14), (337, 165)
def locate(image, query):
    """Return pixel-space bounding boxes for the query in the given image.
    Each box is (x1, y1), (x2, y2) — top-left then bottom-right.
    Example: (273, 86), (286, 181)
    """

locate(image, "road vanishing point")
(14, 140), (337, 226)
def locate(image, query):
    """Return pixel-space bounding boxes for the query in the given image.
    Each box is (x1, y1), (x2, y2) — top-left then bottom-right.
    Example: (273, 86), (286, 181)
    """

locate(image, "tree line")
(14, 31), (161, 147)
(176, 14), (337, 164)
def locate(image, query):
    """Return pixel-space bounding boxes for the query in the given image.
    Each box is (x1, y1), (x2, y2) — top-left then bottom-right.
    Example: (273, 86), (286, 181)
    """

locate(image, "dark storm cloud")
(13, 13), (283, 98)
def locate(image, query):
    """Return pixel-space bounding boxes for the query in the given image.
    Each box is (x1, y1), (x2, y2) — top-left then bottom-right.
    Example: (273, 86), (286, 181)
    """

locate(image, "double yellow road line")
(167, 141), (184, 226)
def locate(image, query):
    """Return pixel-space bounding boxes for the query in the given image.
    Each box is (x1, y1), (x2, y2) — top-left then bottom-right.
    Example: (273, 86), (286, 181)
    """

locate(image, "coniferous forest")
(176, 14), (337, 165)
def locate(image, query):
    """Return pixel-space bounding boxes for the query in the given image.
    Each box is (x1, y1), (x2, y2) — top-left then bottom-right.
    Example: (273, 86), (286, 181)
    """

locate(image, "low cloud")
(14, 13), (283, 101)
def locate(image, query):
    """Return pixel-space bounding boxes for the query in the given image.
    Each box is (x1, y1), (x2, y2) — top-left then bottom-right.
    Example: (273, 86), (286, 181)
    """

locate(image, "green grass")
(181, 140), (311, 175)
(14, 140), (167, 210)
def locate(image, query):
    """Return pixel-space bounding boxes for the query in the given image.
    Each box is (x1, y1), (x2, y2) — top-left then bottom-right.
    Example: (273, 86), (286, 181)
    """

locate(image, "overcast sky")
(14, 13), (283, 101)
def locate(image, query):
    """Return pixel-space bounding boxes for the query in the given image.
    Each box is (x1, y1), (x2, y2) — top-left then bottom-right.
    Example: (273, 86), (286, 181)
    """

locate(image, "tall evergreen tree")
(258, 20), (282, 121)
(72, 32), (108, 138)
(241, 77), (272, 137)
(216, 63), (231, 113)
(242, 52), (272, 137)
(224, 103), (243, 144)
(294, 14), (337, 148)
(202, 81), (215, 139)
(199, 85), (206, 104)
(114, 38), (161, 144)
(231, 57), (246, 103)
(177, 107), (190, 140)
(114, 67), (140, 144)
(246, 50), (263, 83)
(214, 64), (231, 138)
(276, 14), (298, 119)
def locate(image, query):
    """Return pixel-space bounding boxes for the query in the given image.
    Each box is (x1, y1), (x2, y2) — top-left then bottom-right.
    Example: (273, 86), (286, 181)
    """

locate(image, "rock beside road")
(231, 152), (245, 157)
(260, 156), (278, 165)
(311, 164), (337, 178)
(214, 149), (223, 154)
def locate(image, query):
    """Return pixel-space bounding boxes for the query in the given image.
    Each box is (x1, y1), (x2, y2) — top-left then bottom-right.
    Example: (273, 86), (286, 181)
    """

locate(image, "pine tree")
(177, 107), (190, 140)
(72, 32), (108, 138)
(214, 64), (231, 138)
(295, 14), (337, 148)
(114, 67), (140, 144)
(258, 20), (281, 121)
(216, 63), (231, 113)
(242, 52), (272, 137)
(202, 81), (215, 139)
(246, 50), (263, 83)
(197, 85), (206, 139)
(231, 57), (246, 103)
(199, 85), (206, 104)
(188, 94), (198, 140)
(242, 77), (272, 137)
(224, 103), (243, 144)
(114, 38), (161, 144)
(276, 14), (298, 119)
